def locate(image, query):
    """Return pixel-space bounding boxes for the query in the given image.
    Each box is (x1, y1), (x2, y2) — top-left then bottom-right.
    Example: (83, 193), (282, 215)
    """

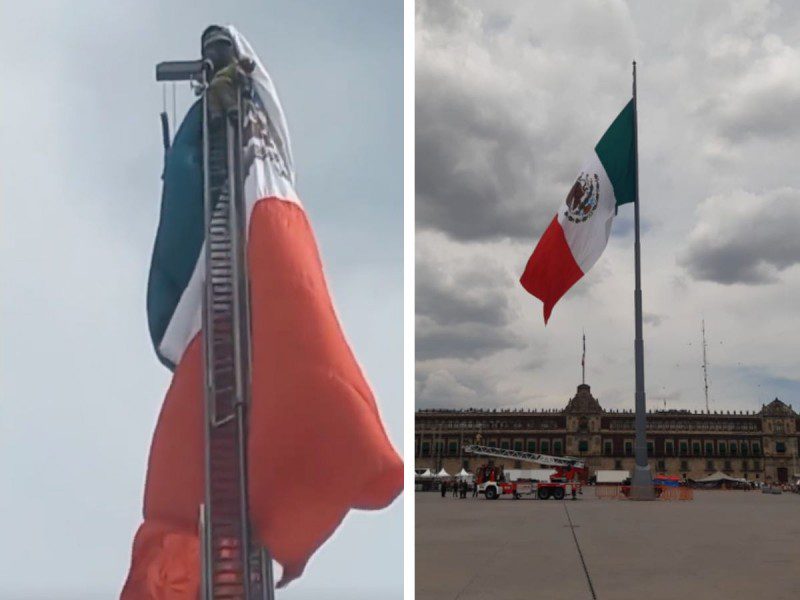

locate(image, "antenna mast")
(702, 319), (710, 413)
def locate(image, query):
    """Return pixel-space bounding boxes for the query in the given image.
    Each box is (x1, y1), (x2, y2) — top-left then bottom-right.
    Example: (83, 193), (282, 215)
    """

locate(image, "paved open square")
(416, 490), (800, 600)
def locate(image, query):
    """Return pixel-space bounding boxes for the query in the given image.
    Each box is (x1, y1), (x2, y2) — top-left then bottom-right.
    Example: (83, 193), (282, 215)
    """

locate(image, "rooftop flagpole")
(582, 329), (586, 385)
(629, 60), (655, 500)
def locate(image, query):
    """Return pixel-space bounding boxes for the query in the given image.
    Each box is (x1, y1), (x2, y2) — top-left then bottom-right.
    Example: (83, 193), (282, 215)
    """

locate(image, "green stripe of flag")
(146, 100), (205, 370)
(594, 99), (636, 207)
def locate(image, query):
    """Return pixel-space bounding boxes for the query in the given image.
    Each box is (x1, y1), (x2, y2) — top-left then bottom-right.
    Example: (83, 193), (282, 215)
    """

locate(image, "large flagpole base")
(629, 465), (655, 500)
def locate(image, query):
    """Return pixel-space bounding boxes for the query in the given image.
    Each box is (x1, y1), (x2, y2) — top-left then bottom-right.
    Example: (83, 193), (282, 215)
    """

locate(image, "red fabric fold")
(121, 198), (403, 598)
(519, 215), (584, 324)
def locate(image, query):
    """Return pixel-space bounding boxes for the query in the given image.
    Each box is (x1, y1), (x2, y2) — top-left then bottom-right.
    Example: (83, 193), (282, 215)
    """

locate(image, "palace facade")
(415, 384), (800, 483)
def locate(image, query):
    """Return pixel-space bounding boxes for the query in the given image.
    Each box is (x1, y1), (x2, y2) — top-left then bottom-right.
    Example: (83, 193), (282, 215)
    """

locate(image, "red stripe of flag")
(519, 215), (584, 324)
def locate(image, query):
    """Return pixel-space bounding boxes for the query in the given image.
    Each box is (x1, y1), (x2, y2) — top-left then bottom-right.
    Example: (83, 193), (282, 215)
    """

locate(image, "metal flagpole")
(702, 319), (710, 413)
(582, 329), (586, 385)
(629, 60), (655, 500)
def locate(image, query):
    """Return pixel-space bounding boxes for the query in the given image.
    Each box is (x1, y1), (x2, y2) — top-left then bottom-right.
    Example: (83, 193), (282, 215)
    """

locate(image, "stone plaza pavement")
(415, 489), (800, 600)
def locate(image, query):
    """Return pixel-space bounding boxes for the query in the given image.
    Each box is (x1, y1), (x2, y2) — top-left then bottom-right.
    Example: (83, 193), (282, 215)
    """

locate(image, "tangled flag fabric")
(122, 26), (403, 598)
(520, 100), (636, 323)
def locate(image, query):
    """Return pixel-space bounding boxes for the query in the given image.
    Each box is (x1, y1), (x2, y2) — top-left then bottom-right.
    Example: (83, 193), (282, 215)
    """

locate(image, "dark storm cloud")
(680, 188), (800, 284)
(416, 259), (512, 326)
(415, 250), (524, 361)
(416, 318), (524, 361)
(415, 0), (634, 243)
(415, 82), (549, 242)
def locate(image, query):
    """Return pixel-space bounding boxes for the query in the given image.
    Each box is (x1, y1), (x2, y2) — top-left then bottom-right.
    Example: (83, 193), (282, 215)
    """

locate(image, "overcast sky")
(0, 1), (401, 598)
(416, 0), (800, 416)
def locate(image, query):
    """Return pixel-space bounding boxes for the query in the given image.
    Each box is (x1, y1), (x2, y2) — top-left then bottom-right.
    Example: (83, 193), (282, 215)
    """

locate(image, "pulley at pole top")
(155, 59), (207, 153)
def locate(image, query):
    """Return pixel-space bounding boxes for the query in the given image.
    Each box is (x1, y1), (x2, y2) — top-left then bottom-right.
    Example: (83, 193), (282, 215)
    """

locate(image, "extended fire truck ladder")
(463, 444), (586, 469)
(157, 59), (273, 600)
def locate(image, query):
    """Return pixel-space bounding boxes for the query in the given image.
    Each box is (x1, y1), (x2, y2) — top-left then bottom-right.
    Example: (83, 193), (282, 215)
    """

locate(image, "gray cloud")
(416, 258), (512, 326)
(711, 35), (800, 142)
(416, 317), (524, 361)
(415, 246), (525, 362)
(643, 313), (665, 327)
(415, 0), (635, 243)
(415, 84), (548, 241)
(680, 188), (800, 284)
(416, 360), (533, 409)
(415, 0), (800, 421)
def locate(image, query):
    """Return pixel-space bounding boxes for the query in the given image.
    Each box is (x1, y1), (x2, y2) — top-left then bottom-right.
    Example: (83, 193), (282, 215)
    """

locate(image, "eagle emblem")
(563, 172), (600, 223)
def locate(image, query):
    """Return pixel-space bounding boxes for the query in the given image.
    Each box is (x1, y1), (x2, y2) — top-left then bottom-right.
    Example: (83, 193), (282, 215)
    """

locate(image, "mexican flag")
(520, 100), (636, 323)
(122, 26), (402, 597)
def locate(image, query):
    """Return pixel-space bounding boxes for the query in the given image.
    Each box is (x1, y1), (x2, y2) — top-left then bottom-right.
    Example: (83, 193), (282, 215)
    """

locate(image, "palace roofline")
(415, 384), (795, 418)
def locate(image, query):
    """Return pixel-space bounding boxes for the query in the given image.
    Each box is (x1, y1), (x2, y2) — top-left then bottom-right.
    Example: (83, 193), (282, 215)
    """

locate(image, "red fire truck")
(464, 444), (587, 500)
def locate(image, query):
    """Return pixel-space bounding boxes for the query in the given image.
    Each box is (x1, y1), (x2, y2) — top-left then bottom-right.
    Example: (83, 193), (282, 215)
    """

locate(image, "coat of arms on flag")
(564, 172), (600, 223)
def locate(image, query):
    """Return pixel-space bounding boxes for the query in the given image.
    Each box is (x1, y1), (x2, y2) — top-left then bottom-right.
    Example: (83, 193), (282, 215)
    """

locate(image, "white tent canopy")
(435, 468), (450, 478)
(416, 469), (433, 478)
(595, 470), (630, 484)
(693, 471), (747, 484)
(456, 468), (473, 479)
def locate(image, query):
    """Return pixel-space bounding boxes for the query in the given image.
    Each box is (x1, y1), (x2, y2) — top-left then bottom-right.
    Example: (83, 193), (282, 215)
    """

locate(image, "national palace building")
(415, 383), (800, 484)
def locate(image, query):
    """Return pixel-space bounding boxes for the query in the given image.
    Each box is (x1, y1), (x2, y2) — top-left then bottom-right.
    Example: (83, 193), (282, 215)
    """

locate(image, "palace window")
(513, 440), (523, 452)
(553, 440), (563, 455)
(740, 442), (748, 456)
(604, 440), (613, 455)
(692, 442), (701, 456)
(705, 442), (714, 455)
(776, 441), (786, 453)
(625, 441), (633, 456)
(647, 441), (654, 456)
(435, 441), (444, 456)
(500, 440), (510, 450)
(421, 442), (431, 457)
(665, 441), (675, 455)
(540, 440), (550, 453)
(752, 442), (761, 455)
(614, 459), (623, 469)
(718, 442), (727, 455)
(679, 441), (688, 456)
(527, 440), (537, 452)
(448, 441), (458, 455)
(579, 440), (589, 452)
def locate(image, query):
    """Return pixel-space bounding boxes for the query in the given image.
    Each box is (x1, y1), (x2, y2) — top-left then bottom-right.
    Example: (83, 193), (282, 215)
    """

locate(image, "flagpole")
(630, 60), (655, 500)
(582, 329), (586, 385)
